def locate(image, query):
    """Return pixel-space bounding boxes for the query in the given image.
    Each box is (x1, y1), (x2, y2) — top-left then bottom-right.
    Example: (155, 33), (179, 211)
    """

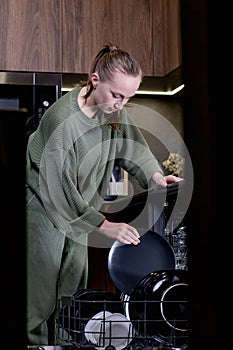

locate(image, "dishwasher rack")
(56, 296), (189, 350)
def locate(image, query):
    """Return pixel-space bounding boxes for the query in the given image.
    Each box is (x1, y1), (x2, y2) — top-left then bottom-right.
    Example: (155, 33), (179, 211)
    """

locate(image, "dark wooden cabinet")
(62, 0), (182, 76)
(0, 0), (181, 76)
(62, 0), (154, 75)
(0, 0), (62, 72)
(151, 0), (182, 76)
(87, 246), (116, 293)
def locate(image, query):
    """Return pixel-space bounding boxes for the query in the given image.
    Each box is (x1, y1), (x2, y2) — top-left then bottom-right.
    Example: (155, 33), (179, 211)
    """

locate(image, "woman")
(26, 42), (182, 345)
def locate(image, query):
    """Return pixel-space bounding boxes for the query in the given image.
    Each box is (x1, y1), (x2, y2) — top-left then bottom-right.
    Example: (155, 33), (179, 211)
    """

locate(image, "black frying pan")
(108, 229), (175, 295)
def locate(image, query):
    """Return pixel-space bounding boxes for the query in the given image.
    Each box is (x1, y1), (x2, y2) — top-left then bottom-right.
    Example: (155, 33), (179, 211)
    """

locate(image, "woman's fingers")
(98, 220), (140, 245)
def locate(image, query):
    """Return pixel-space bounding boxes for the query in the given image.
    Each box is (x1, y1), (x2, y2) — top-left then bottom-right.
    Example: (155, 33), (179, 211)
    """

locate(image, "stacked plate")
(84, 310), (134, 350)
(59, 289), (124, 343)
(124, 269), (189, 348)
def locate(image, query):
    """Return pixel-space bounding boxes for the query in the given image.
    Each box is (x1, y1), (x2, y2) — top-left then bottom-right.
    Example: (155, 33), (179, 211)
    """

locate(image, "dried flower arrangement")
(162, 152), (185, 178)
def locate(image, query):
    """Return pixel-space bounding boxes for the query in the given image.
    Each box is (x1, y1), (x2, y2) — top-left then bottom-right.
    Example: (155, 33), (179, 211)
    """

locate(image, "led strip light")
(61, 84), (185, 96)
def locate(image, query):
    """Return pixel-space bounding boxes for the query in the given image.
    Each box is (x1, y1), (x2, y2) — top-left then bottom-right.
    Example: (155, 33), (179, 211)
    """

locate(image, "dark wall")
(181, 1), (225, 349)
(0, 109), (27, 347)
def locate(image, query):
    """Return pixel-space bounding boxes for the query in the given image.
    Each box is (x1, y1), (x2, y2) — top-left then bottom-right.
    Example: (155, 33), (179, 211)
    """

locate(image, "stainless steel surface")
(0, 71), (62, 87)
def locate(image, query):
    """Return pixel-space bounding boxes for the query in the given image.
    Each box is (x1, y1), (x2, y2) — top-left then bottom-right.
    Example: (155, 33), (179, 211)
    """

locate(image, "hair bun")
(109, 45), (118, 52)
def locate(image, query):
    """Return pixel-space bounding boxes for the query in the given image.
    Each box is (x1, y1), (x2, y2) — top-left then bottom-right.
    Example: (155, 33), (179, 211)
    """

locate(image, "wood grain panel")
(0, 0), (62, 72)
(62, 0), (154, 75)
(87, 246), (116, 293)
(152, 0), (182, 76)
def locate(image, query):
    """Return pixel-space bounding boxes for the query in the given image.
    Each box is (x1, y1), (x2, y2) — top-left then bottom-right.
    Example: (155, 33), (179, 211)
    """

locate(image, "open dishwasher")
(56, 268), (189, 350)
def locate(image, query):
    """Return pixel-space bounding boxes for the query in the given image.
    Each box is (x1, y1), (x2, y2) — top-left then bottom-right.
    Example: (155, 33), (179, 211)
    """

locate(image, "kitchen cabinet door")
(62, 0), (154, 75)
(0, 0), (62, 72)
(62, 0), (153, 76)
(62, 0), (181, 77)
(152, 0), (182, 76)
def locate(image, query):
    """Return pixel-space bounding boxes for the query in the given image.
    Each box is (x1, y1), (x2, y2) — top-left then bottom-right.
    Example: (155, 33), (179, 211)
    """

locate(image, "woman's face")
(91, 71), (141, 114)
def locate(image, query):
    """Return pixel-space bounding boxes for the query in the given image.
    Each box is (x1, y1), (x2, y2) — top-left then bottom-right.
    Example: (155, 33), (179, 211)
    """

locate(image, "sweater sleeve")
(117, 111), (164, 189)
(38, 147), (106, 238)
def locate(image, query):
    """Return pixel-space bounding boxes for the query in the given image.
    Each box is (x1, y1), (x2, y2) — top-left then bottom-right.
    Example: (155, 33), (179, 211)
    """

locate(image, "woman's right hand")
(98, 220), (140, 245)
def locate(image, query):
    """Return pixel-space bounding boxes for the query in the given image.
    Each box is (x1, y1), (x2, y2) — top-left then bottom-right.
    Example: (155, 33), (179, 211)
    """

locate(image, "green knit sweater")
(26, 86), (163, 238)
